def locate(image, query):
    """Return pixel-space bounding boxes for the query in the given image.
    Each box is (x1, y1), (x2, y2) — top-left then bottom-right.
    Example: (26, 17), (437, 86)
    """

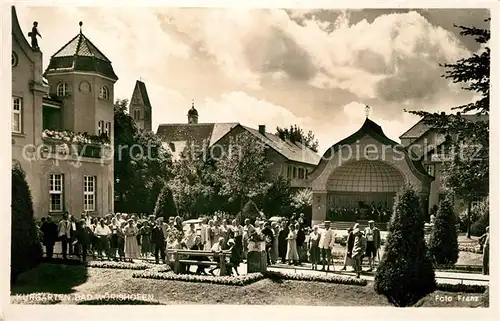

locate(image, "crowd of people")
(37, 211), (383, 278)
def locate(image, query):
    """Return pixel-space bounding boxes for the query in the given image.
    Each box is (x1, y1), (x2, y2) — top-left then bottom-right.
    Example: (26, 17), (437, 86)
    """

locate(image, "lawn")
(10, 264), (488, 307)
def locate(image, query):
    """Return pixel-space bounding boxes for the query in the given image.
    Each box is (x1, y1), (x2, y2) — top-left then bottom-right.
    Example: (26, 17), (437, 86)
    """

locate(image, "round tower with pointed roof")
(187, 99), (198, 124)
(43, 21), (118, 135)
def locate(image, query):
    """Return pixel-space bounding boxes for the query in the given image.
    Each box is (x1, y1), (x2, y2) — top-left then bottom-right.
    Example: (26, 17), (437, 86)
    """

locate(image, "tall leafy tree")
(114, 99), (171, 214)
(409, 20), (490, 237)
(168, 143), (217, 218)
(259, 175), (293, 218)
(276, 125), (319, 153)
(215, 133), (272, 213)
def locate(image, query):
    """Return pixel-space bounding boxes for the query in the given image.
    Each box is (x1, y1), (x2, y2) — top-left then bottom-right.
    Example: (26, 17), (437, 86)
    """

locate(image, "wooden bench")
(166, 249), (234, 276)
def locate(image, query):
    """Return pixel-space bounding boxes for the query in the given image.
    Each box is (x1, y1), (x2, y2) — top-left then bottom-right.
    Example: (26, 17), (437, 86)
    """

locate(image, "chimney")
(258, 125), (266, 135)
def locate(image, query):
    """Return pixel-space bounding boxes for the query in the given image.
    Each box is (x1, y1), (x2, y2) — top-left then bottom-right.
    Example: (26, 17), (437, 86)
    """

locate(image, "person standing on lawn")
(124, 219), (140, 262)
(286, 224), (299, 265)
(271, 222), (280, 264)
(152, 218), (167, 264)
(479, 226), (489, 275)
(319, 221), (335, 271)
(227, 238), (241, 276)
(278, 220), (289, 264)
(341, 226), (355, 271)
(41, 215), (58, 259)
(76, 219), (93, 262)
(296, 222), (306, 264)
(352, 227), (367, 278)
(94, 219), (112, 259)
(308, 225), (321, 270)
(363, 220), (381, 272)
(57, 212), (72, 259)
(261, 221), (274, 265)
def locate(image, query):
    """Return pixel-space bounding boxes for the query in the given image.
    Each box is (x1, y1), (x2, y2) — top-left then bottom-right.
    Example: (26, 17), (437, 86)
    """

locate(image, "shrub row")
(436, 283), (487, 294)
(86, 261), (152, 270)
(132, 271), (265, 286)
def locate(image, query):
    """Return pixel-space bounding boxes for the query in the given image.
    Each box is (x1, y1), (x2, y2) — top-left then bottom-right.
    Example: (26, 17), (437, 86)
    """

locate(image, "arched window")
(99, 86), (109, 100)
(57, 82), (68, 96)
(134, 110), (140, 120)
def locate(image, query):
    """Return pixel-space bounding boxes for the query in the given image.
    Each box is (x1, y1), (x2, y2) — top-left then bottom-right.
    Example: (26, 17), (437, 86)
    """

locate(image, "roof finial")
(365, 105), (371, 119)
(79, 21), (83, 34)
(191, 98), (195, 109)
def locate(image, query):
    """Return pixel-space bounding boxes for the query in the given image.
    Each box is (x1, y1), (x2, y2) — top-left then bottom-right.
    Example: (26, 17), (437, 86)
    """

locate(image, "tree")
(237, 199), (261, 224)
(470, 197), (489, 236)
(276, 125), (319, 152)
(215, 133), (272, 213)
(153, 185), (179, 221)
(11, 164), (43, 283)
(409, 20), (490, 238)
(374, 185), (436, 307)
(114, 99), (171, 214)
(292, 188), (313, 223)
(427, 197), (459, 266)
(168, 143), (217, 218)
(259, 175), (293, 218)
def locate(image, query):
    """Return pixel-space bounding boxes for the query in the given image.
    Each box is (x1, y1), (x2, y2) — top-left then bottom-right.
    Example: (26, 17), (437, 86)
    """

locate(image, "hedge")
(458, 245), (483, 254)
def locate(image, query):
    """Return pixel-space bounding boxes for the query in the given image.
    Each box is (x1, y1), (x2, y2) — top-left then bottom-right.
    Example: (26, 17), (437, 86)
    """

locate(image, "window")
(49, 174), (63, 212)
(99, 86), (109, 100)
(105, 121), (111, 136)
(84, 176), (96, 212)
(293, 166), (297, 179)
(298, 168), (305, 179)
(97, 121), (104, 135)
(134, 109), (141, 120)
(287, 165), (291, 178)
(12, 97), (22, 133)
(57, 82), (68, 96)
(425, 164), (435, 177)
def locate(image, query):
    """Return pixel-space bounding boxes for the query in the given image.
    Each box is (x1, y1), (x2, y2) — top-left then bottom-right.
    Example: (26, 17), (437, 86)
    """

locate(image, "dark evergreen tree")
(374, 185), (436, 307)
(237, 199), (261, 224)
(153, 185), (179, 221)
(259, 175), (293, 218)
(428, 198), (459, 266)
(11, 164), (43, 283)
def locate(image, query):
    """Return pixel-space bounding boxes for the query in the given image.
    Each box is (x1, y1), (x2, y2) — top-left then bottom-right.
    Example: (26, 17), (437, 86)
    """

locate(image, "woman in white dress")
(124, 219), (140, 262)
(286, 224), (299, 265)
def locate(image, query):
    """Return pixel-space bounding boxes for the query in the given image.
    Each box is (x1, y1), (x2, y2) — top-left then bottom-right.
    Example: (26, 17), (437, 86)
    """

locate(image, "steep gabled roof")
(44, 29), (117, 80)
(156, 122), (239, 160)
(400, 114), (489, 140)
(241, 126), (321, 165)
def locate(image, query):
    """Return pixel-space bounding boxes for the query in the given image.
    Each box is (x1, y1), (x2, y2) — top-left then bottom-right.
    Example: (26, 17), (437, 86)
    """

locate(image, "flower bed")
(42, 129), (110, 147)
(133, 269), (367, 287)
(263, 270), (368, 286)
(86, 261), (152, 270)
(458, 245), (483, 254)
(436, 283), (487, 294)
(436, 264), (483, 273)
(132, 271), (265, 286)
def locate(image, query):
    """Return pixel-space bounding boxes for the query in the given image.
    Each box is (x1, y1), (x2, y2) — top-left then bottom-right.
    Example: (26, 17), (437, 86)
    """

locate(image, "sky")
(15, 6), (490, 154)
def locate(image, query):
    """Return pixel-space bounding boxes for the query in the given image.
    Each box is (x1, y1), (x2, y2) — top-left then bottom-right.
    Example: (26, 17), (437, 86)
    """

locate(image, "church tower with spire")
(129, 80), (152, 131)
(187, 99), (198, 124)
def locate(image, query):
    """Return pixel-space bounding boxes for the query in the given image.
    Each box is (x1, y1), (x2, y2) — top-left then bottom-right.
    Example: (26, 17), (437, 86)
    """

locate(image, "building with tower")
(11, 6), (116, 219)
(129, 80), (152, 131)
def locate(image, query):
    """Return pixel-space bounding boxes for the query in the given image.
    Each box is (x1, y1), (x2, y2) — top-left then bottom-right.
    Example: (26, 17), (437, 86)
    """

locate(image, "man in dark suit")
(151, 218), (166, 264)
(41, 216), (58, 259)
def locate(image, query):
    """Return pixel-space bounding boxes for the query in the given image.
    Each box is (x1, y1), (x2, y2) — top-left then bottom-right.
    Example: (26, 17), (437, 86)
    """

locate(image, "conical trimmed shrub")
(428, 198), (459, 266)
(374, 185), (436, 306)
(11, 164), (42, 283)
(153, 185), (179, 221)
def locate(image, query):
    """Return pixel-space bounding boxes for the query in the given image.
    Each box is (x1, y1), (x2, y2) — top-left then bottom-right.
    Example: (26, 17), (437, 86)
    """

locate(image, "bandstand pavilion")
(308, 116), (434, 227)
